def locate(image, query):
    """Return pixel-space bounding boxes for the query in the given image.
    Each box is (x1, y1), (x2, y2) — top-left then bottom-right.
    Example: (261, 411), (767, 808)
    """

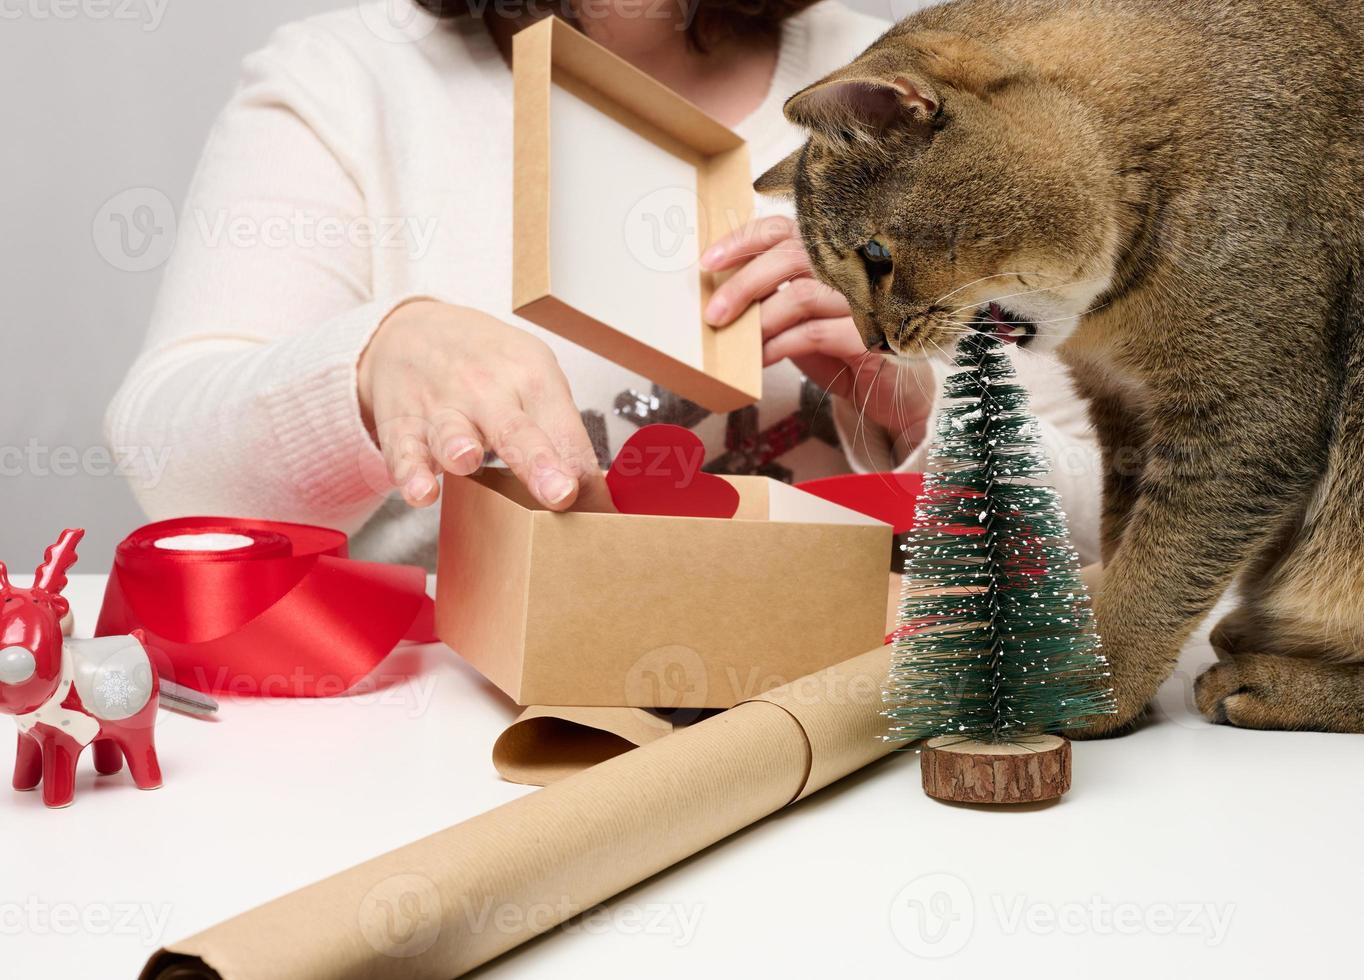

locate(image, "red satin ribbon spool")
(95, 518), (435, 698)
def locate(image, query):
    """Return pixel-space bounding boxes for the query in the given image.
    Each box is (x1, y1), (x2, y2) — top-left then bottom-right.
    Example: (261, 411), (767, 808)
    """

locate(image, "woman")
(106, 0), (1101, 567)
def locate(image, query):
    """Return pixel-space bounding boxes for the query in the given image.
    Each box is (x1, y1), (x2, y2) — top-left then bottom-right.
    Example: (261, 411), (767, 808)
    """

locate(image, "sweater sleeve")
(104, 24), (417, 534)
(833, 351), (1104, 565)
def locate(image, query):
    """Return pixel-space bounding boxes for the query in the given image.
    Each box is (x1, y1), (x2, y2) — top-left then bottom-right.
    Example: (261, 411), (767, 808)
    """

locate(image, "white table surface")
(6, 574), (1362, 979)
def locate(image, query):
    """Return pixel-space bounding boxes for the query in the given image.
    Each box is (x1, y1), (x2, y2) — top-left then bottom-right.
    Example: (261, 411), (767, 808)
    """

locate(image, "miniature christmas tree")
(884, 333), (1114, 803)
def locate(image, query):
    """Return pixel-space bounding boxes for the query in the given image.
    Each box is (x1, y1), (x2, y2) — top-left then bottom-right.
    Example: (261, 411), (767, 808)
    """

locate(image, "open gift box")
(436, 471), (891, 708)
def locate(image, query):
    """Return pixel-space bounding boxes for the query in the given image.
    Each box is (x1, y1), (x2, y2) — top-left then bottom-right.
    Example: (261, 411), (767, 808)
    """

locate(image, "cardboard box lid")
(512, 17), (763, 414)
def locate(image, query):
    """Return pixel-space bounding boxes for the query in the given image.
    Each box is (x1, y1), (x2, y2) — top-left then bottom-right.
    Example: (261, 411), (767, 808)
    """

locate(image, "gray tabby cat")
(756, 0), (1364, 734)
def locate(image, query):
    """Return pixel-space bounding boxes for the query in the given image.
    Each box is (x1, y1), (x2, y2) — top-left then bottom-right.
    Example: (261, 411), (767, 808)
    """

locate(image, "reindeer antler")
(32, 528), (85, 596)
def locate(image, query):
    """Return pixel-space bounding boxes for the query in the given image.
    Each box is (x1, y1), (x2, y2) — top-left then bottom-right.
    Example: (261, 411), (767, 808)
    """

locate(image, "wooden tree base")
(921, 735), (1071, 804)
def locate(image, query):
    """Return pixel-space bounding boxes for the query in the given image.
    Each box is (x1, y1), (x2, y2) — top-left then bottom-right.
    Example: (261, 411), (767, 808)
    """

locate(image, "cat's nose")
(865, 331), (894, 353)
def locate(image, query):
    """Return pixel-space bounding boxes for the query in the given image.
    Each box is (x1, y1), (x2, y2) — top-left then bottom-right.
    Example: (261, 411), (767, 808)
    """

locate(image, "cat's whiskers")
(940, 276), (1108, 318)
(808, 358), (855, 428)
(852, 357), (888, 465)
(931, 272), (1061, 307)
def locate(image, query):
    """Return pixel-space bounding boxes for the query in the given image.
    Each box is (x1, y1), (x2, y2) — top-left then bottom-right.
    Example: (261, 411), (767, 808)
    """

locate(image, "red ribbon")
(95, 518), (435, 698)
(795, 473), (925, 535)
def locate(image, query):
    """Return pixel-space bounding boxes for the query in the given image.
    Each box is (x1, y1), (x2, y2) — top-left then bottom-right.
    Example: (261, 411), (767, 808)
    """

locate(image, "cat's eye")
(0, 646), (36, 685)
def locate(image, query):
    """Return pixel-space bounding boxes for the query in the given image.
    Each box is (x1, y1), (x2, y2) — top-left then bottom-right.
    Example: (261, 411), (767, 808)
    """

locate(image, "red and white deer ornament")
(1, 529), (162, 808)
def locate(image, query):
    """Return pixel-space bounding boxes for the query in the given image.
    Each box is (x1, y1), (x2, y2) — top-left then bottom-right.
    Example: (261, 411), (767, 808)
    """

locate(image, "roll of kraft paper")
(492, 704), (693, 785)
(139, 644), (897, 980)
(491, 573), (904, 788)
(96, 518), (434, 698)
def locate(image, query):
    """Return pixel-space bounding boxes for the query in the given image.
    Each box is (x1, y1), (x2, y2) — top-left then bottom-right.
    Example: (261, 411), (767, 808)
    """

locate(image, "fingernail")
(405, 472), (435, 501)
(701, 244), (724, 268)
(705, 297), (729, 324)
(444, 438), (480, 471)
(535, 468), (575, 506)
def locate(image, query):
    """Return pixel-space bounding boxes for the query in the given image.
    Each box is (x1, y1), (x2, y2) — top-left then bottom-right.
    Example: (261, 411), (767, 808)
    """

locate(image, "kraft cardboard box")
(436, 471), (891, 708)
(512, 17), (762, 414)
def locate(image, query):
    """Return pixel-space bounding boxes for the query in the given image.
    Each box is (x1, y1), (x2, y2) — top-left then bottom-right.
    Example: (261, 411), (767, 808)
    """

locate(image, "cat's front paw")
(1195, 654), (1309, 730)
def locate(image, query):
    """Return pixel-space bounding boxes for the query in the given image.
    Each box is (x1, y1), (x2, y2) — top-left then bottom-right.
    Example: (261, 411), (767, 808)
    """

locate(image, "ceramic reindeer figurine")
(0, 529), (162, 808)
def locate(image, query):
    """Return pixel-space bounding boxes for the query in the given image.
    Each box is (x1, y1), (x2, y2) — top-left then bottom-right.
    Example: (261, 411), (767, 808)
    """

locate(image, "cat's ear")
(783, 31), (1024, 141)
(754, 150), (799, 198)
(784, 73), (941, 137)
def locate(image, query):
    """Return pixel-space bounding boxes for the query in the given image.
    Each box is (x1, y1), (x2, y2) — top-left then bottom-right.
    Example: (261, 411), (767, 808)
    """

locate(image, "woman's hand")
(700, 216), (935, 448)
(357, 300), (611, 511)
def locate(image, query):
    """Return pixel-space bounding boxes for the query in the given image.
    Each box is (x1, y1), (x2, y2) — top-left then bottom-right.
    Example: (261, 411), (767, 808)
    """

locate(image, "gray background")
(0, 0), (920, 568)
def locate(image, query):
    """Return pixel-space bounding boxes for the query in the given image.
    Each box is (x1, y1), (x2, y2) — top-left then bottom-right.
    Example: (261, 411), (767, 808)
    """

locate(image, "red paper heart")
(606, 425), (740, 519)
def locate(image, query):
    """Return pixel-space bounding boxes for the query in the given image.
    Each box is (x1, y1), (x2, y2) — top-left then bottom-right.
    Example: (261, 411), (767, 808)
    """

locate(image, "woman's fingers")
(476, 401), (580, 511)
(759, 278), (853, 341)
(704, 236), (812, 327)
(791, 353), (861, 400)
(429, 409), (484, 477)
(361, 303), (618, 512)
(700, 215), (796, 272)
(376, 412), (442, 507)
(519, 373), (619, 513)
(762, 316), (868, 366)
(572, 468), (617, 514)
(792, 351), (937, 443)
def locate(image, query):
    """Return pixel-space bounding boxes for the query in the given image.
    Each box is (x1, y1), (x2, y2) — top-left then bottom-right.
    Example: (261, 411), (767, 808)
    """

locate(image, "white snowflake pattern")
(97, 670), (134, 712)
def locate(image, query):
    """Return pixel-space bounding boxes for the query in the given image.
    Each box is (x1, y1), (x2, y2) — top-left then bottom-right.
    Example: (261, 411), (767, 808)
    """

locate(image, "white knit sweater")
(106, 1), (1102, 567)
